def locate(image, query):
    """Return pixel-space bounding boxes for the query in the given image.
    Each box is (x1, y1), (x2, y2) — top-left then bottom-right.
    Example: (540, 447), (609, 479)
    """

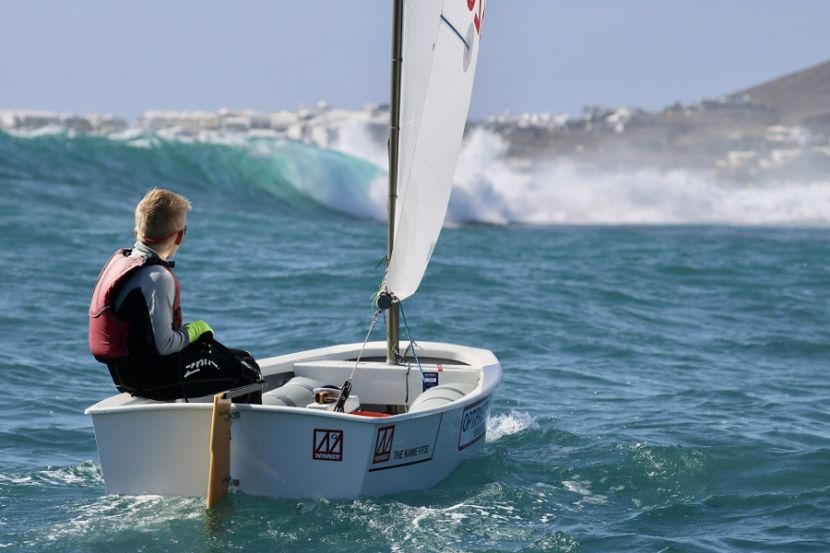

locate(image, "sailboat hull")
(86, 341), (501, 499)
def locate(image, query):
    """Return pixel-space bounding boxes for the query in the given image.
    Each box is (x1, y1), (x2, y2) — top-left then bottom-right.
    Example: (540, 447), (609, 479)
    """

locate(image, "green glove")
(184, 320), (213, 344)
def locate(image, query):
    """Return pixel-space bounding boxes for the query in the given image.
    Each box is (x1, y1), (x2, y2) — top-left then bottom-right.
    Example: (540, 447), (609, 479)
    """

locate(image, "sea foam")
(487, 411), (537, 442)
(330, 123), (830, 226)
(452, 130), (830, 226)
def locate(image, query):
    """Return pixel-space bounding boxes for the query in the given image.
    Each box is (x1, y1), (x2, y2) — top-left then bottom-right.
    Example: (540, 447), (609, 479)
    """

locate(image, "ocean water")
(1, 130), (829, 552)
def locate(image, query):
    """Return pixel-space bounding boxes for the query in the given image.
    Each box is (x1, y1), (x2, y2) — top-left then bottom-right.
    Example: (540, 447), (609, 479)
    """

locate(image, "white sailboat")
(86, 0), (501, 503)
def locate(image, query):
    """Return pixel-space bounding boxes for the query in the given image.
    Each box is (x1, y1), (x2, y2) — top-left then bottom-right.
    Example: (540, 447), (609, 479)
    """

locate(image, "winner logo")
(313, 429), (343, 461)
(373, 425), (395, 464)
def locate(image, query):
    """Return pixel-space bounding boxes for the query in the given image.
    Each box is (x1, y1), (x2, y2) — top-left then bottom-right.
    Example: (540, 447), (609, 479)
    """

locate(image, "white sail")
(385, 0), (484, 301)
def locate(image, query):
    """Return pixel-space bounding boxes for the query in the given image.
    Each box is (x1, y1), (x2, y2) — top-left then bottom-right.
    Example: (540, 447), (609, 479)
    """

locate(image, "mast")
(386, 0), (404, 364)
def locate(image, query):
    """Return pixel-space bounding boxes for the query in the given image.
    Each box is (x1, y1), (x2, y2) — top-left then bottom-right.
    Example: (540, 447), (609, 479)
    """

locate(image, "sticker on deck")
(373, 425), (395, 464)
(458, 397), (490, 450)
(313, 429), (343, 461)
(423, 371), (439, 392)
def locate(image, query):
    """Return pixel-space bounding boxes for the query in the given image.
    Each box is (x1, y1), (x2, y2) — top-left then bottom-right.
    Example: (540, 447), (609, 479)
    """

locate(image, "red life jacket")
(89, 248), (182, 361)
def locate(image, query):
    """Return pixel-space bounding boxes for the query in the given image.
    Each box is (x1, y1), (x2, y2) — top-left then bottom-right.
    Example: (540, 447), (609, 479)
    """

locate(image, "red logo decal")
(467, 0), (484, 34)
(373, 425), (395, 464)
(313, 429), (343, 461)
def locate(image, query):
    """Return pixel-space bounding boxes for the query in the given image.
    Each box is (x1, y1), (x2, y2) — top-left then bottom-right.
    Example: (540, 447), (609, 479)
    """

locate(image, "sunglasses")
(145, 225), (187, 244)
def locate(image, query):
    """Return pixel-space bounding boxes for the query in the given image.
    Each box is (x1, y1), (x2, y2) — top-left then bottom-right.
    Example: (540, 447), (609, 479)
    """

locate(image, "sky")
(2, 0), (830, 121)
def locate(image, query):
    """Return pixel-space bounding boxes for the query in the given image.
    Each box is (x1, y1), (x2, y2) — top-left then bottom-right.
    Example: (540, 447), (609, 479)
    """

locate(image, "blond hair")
(135, 188), (191, 244)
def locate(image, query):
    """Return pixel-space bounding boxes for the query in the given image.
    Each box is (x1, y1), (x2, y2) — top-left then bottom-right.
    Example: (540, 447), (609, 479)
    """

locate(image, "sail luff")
(384, 0), (483, 302)
(386, 0), (404, 363)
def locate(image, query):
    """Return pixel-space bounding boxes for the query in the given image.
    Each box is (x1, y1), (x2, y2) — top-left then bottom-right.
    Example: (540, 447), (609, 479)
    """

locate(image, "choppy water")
(1, 131), (829, 552)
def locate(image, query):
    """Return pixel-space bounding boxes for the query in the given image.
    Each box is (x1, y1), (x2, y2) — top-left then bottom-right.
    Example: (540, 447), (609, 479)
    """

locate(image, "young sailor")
(89, 188), (261, 402)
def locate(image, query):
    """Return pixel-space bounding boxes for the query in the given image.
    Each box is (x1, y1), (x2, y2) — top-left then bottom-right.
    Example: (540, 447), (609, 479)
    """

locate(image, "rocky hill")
(738, 59), (830, 126)
(485, 58), (830, 181)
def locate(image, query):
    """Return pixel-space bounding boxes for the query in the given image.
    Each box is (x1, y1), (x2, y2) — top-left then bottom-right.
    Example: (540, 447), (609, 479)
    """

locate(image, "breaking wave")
(3, 127), (828, 225)
(451, 130), (830, 225)
(332, 124), (830, 225)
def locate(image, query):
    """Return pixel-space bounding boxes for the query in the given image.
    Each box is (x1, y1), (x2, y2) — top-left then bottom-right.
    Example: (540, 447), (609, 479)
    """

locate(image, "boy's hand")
(184, 320), (213, 343)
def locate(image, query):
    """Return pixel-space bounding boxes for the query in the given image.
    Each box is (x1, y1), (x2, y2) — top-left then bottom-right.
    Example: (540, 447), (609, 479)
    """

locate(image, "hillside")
(737, 59), (830, 126)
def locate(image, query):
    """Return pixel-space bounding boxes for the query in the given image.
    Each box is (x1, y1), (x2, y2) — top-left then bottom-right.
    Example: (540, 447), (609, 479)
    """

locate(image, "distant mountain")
(737, 59), (830, 126)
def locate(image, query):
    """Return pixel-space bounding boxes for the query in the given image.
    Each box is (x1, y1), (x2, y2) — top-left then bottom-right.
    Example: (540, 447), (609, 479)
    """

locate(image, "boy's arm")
(143, 267), (190, 355)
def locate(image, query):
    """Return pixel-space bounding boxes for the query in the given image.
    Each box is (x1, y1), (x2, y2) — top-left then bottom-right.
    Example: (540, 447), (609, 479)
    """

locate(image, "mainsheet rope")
(333, 308), (380, 412)
(347, 309), (381, 382)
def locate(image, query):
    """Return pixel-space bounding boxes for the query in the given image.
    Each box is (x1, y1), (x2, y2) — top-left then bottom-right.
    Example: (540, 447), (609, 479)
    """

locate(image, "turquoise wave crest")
(0, 131), (385, 220)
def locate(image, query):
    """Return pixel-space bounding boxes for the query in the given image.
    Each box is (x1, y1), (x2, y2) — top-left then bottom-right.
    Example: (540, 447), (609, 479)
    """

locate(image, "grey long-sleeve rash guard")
(112, 241), (190, 356)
